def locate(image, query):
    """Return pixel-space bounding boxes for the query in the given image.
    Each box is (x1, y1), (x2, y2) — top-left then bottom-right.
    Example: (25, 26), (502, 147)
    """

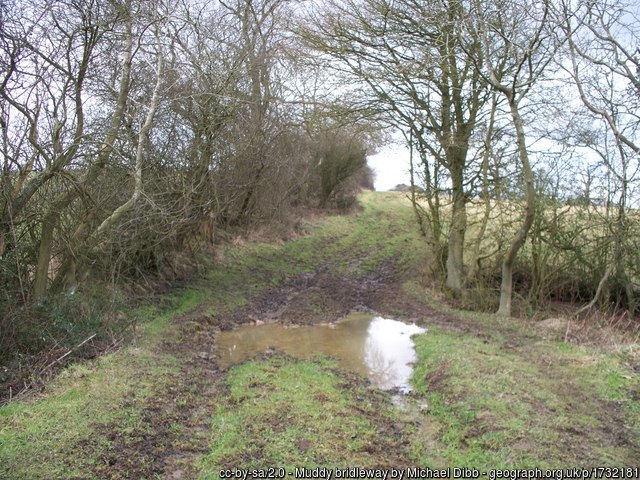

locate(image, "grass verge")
(197, 354), (407, 478)
(409, 327), (640, 467)
(0, 287), (204, 479)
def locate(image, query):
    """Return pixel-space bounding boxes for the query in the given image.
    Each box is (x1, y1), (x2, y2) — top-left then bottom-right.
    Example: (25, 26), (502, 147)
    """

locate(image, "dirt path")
(92, 233), (640, 476)
(2, 192), (638, 478)
(89, 243), (428, 478)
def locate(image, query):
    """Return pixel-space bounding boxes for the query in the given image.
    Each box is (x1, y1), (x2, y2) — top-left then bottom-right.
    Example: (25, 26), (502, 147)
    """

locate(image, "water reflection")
(216, 314), (426, 392)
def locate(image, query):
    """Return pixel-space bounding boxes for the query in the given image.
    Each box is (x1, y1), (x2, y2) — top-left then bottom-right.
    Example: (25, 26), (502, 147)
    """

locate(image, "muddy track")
(85, 250), (432, 478)
(83, 313), (221, 479)
(85, 239), (640, 477)
(230, 255), (640, 465)
(232, 261), (407, 326)
(234, 253), (538, 346)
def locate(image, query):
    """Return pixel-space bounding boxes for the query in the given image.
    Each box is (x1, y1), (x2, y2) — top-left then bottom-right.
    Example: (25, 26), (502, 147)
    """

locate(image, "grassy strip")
(410, 328), (640, 468)
(261, 192), (419, 274)
(0, 347), (179, 479)
(197, 354), (405, 478)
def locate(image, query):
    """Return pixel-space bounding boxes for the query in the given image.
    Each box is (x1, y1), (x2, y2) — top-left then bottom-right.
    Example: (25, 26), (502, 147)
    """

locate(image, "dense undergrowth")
(411, 193), (640, 319)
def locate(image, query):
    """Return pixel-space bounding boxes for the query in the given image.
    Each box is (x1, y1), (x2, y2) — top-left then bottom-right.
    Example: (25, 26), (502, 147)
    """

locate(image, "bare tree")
(558, 0), (640, 315)
(0, 0), (110, 298)
(94, 21), (164, 237)
(302, 0), (490, 295)
(471, 0), (555, 316)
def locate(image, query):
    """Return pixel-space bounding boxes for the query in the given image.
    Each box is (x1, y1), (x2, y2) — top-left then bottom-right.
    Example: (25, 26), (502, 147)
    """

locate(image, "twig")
(40, 333), (96, 374)
(574, 264), (614, 319)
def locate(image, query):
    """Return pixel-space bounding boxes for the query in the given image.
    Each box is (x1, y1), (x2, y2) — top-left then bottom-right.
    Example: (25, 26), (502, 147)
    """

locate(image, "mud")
(84, 314), (223, 479)
(234, 259), (427, 328)
(80, 236), (640, 477)
(80, 251), (433, 478)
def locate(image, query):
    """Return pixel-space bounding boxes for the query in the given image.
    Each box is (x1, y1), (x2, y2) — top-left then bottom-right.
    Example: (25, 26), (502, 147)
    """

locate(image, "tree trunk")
(408, 130), (427, 237)
(31, 11), (133, 296)
(33, 214), (55, 300)
(469, 94), (497, 279)
(468, 165), (491, 279)
(94, 25), (163, 238)
(446, 160), (466, 296)
(497, 95), (535, 317)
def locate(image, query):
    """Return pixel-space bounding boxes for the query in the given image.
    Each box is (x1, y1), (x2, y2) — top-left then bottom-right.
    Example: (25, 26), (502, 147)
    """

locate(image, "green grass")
(409, 327), (640, 468)
(0, 345), (179, 479)
(0, 192), (423, 478)
(137, 286), (210, 340)
(330, 192), (427, 277)
(0, 289), (202, 479)
(197, 355), (401, 478)
(197, 191), (426, 321)
(2, 191), (639, 475)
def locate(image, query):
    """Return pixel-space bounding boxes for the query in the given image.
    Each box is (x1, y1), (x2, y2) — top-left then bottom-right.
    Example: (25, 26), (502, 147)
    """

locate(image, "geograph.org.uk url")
(485, 468), (640, 480)
(218, 467), (640, 480)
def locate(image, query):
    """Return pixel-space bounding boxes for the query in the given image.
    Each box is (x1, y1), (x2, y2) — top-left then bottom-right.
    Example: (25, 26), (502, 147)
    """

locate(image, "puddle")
(216, 313), (426, 393)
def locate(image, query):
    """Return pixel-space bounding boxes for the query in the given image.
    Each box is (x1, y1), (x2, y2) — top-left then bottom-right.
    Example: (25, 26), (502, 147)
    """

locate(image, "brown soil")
(234, 256), (545, 349)
(232, 259), (427, 326)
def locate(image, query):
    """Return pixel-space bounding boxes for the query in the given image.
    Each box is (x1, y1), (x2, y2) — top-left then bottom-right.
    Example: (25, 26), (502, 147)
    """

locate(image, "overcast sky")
(367, 143), (412, 191)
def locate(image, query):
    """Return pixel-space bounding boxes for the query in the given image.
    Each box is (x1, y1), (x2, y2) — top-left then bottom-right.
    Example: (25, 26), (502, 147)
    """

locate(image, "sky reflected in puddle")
(216, 314), (426, 393)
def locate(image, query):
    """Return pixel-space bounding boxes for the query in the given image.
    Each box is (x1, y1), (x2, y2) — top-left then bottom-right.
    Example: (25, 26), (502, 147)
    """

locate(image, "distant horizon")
(367, 143), (412, 191)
